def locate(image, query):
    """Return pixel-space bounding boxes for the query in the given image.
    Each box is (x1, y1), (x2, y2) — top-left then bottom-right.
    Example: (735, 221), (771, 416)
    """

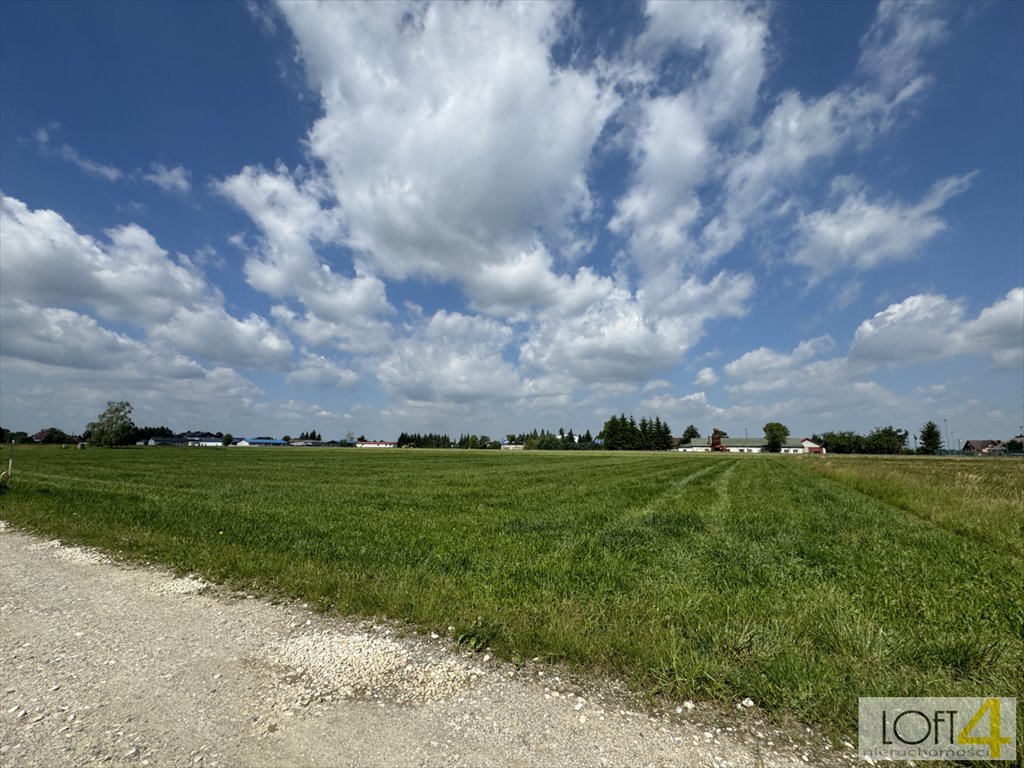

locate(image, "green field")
(2, 447), (1021, 744)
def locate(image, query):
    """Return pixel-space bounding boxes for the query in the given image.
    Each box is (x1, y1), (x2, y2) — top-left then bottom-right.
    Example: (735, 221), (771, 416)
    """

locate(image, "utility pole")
(944, 419), (951, 455)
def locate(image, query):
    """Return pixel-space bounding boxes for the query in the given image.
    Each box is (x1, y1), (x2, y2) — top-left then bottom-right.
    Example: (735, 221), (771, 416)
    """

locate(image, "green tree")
(656, 417), (673, 450)
(813, 431), (864, 454)
(918, 421), (943, 455)
(221, 433), (233, 446)
(133, 425), (174, 443)
(638, 417), (651, 450)
(1006, 439), (1023, 454)
(682, 424), (700, 441)
(86, 401), (136, 447)
(534, 432), (561, 450)
(763, 422), (790, 453)
(38, 427), (71, 444)
(864, 426), (908, 454)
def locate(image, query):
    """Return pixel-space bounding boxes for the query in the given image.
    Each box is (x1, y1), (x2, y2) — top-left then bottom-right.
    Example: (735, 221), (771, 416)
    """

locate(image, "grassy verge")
(1, 447), (1021, 748)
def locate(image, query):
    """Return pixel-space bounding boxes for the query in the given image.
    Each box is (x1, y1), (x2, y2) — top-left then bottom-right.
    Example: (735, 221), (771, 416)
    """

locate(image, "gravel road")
(0, 522), (859, 767)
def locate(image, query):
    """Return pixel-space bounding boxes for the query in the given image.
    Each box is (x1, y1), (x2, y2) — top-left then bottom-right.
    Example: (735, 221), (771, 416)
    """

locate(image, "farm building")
(236, 438), (288, 447)
(187, 435), (223, 447)
(679, 436), (824, 454)
(962, 439), (1005, 454)
(500, 442), (525, 451)
(356, 440), (397, 448)
(147, 436), (186, 447)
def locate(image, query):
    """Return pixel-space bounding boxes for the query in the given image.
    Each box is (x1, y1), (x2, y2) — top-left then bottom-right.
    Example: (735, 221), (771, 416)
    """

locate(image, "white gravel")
(28, 538), (112, 565)
(269, 629), (479, 705)
(0, 521), (861, 767)
(150, 575), (210, 597)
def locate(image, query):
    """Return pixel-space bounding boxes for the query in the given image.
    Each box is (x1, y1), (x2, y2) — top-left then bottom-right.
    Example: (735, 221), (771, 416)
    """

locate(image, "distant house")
(678, 436), (824, 454)
(800, 438), (826, 454)
(236, 438), (288, 447)
(678, 441), (712, 453)
(148, 436), (186, 447)
(355, 440), (397, 448)
(500, 442), (524, 451)
(963, 439), (1004, 454)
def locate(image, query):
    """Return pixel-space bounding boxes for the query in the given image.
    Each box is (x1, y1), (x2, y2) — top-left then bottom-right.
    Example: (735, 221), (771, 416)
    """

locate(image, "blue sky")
(1, 0), (1021, 445)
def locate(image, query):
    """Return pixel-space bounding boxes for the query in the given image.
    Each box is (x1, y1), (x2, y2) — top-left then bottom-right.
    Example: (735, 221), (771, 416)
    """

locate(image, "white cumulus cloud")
(790, 174), (974, 279)
(286, 352), (359, 389)
(851, 289), (1024, 370)
(0, 194), (207, 322)
(280, 0), (619, 283)
(694, 367), (718, 387)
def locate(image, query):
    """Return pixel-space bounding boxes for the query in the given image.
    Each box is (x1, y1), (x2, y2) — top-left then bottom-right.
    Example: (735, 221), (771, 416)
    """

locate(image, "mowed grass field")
(2, 447), (1021, 742)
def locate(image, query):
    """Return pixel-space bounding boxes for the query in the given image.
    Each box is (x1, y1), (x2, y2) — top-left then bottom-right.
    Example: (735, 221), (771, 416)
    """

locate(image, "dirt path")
(0, 524), (857, 767)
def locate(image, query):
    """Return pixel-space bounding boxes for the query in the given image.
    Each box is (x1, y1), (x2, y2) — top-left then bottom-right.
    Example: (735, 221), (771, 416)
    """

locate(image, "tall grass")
(2, 447), (1021, 745)
(802, 455), (1024, 557)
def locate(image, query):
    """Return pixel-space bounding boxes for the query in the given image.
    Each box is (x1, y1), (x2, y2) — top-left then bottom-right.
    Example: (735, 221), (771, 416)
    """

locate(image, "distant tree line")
(455, 433), (500, 449)
(811, 426), (909, 454)
(8, 404), (1017, 458)
(31, 427), (75, 444)
(0, 428), (29, 444)
(133, 425), (176, 441)
(397, 432), (452, 448)
(599, 414), (674, 451)
(505, 428), (598, 450)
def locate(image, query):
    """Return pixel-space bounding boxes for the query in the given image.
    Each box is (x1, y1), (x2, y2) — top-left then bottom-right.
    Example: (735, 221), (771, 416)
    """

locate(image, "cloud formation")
(791, 175), (974, 279)
(851, 289), (1024, 370)
(0, 195), (206, 322)
(143, 163), (191, 195)
(281, 0), (619, 283)
(34, 126), (123, 181)
(1, 0), (1019, 441)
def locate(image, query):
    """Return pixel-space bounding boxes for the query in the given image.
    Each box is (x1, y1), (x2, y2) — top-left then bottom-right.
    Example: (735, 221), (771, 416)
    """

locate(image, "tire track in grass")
(655, 457), (738, 527)
(591, 459), (738, 572)
(600, 458), (735, 532)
